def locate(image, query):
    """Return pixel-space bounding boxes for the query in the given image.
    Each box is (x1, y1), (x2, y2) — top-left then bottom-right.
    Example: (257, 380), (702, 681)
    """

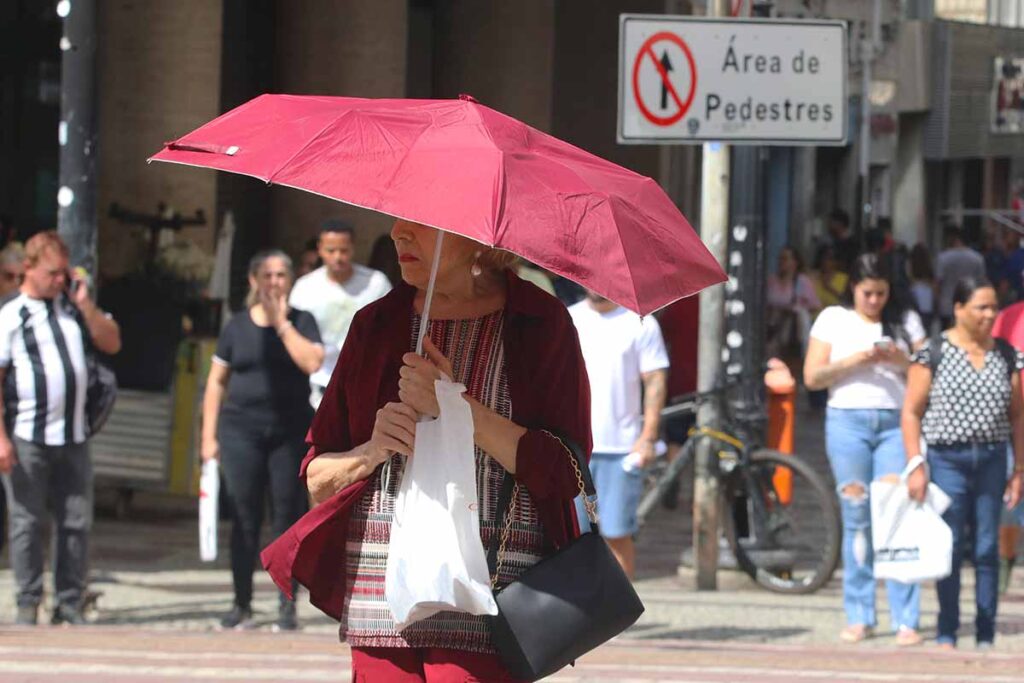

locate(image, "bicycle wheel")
(722, 448), (841, 594)
(635, 440), (694, 530)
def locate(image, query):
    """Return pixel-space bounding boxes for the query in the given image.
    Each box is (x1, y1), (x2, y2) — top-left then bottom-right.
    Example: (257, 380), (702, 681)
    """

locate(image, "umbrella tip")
(457, 93), (480, 104)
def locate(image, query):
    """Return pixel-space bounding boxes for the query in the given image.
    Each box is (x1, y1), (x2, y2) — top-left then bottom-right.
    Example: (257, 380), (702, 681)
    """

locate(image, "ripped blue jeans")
(825, 408), (921, 631)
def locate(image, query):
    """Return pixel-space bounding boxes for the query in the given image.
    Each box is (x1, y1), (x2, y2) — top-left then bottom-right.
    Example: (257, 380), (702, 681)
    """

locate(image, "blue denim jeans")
(928, 442), (1007, 645)
(825, 408), (921, 630)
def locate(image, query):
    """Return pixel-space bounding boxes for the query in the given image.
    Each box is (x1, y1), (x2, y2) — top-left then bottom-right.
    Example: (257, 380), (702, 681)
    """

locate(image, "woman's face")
(250, 256), (291, 300)
(390, 219), (479, 290)
(778, 249), (797, 277)
(955, 286), (998, 337)
(852, 277), (889, 319)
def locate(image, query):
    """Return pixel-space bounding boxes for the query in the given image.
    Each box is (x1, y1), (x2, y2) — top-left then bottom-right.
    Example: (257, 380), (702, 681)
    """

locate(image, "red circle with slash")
(631, 32), (698, 126)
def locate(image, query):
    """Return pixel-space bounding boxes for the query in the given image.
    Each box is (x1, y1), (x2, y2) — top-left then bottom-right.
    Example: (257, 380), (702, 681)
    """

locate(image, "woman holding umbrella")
(151, 93), (724, 679)
(294, 218), (589, 679)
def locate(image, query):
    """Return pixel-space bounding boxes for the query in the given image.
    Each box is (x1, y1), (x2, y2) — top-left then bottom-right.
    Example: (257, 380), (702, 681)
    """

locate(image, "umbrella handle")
(415, 230), (445, 357)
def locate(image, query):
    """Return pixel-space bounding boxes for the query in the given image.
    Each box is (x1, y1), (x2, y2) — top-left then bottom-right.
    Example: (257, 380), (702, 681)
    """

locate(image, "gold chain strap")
(491, 481), (519, 589)
(491, 431), (594, 589)
(542, 429), (596, 523)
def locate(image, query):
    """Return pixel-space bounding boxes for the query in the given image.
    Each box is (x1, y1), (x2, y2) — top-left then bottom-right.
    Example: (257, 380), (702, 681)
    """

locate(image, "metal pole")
(56, 0), (99, 273)
(693, 0), (731, 592)
(858, 0), (881, 240)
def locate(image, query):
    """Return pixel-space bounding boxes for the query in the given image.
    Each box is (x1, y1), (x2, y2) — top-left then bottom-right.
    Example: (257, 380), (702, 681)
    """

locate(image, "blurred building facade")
(1, 0), (1023, 299)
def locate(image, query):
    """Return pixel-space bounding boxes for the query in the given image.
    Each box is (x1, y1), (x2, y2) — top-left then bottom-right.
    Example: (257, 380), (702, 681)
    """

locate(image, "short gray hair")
(0, 243), (24, 268)
(245, 249), (294, 307)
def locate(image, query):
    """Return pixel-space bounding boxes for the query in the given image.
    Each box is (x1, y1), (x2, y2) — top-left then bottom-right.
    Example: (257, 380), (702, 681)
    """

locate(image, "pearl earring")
(471, 251), (483, 277)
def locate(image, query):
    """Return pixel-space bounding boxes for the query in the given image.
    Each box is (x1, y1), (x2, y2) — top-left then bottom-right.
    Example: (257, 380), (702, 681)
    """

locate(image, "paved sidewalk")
(1, 400), (1023, 679)
(1, 627), (1023, 681)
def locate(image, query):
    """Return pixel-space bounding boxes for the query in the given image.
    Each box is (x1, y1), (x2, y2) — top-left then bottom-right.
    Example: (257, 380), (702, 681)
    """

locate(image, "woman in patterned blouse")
(288, 219), (591, 682)
(902, 276), (1024, 650)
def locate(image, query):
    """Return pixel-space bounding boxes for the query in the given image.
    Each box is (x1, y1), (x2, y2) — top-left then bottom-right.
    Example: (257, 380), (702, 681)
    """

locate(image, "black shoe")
(51, 604), (87, 626)
(219, 605), (254, 630)
(15, 605), (38, 626)
(272, 601), (298, 632)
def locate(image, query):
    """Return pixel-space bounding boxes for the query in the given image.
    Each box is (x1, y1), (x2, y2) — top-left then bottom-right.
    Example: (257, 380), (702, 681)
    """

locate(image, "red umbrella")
(150, 94), (724, 317)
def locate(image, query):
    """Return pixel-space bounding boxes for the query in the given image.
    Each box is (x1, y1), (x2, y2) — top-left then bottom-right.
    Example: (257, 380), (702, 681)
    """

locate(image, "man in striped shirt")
(0, 232), (121, 626)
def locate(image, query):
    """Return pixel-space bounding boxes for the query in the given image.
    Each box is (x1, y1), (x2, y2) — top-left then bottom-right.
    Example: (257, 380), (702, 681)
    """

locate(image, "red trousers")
(350, 647), (525, 682)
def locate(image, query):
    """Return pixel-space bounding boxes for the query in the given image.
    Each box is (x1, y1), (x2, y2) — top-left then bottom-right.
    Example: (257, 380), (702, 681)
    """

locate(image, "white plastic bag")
(871, 456), (953, 583)
(384, 379), (498, 630)
(198, 459), (219, 562)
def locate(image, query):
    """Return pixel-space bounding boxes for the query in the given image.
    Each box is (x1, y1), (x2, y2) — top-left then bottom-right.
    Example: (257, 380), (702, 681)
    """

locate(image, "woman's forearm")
(901, 412), (924, 461)
(306, 442), (387, 505)
(1010, 380), (1024, 470)
(806, 355), (858, 391)
(1012, 420), (1024, 471)
(278, 323), (325, 375)
(466, 396), (526, 474)
(201, 380), (225, 444)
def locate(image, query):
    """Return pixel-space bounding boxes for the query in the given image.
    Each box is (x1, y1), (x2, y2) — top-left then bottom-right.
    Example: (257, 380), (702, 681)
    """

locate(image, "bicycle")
(636, 382), (841, 595)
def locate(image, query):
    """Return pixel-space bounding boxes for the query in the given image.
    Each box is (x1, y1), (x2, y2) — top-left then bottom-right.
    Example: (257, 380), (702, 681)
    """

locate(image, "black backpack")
(2, 299), (117, 438)
(68, 303), (118, 437)
(928, 334), (1017, 382)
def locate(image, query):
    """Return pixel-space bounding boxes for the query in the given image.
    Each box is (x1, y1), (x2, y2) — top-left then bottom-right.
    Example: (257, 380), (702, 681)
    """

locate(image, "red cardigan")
(260, 272), (592, 620)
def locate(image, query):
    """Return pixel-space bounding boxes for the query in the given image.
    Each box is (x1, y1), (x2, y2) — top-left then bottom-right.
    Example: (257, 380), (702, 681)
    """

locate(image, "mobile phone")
(874, 336), (894, 350)
(66, 267), (89, 295)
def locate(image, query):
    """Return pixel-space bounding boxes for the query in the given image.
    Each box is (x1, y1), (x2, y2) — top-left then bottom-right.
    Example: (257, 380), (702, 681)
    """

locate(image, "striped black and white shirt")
(0, 293), (88, 445)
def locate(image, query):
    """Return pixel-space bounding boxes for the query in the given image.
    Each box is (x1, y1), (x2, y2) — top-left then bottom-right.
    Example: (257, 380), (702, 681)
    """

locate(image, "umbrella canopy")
(150, 94), (724, 315)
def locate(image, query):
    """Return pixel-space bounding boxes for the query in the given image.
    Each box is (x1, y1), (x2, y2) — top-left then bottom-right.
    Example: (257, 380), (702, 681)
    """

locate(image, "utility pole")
(857, 0), (882, 241)
(724, 0), (771, 430)
(693, 0), (732, 591)
(56, 0), (99, 273)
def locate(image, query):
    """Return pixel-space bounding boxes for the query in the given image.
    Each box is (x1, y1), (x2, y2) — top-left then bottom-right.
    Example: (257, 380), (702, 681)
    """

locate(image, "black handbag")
(487, 432), (645, 681)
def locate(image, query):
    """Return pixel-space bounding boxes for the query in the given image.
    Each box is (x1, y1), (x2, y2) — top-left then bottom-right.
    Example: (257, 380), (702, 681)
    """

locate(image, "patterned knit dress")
(340, 310), (546, 652)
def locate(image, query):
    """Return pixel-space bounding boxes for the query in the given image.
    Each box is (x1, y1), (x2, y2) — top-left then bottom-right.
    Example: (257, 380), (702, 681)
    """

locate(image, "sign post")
(618, 13), (847, 589)
(57, 0), (100, 274)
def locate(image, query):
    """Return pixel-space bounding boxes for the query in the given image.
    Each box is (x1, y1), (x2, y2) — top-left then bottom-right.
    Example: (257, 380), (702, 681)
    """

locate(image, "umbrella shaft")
(415, 231), (445, 356)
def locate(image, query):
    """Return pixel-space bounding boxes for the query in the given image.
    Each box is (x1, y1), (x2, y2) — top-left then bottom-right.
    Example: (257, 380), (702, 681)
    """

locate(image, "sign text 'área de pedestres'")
(618, 15), (848, 145)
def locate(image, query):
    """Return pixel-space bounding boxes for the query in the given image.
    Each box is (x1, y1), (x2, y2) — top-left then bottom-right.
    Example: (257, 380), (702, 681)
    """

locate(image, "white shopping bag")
(384, 379), (498, 630)
(198, 460), (219, 562)
(871, 457), (953, 583)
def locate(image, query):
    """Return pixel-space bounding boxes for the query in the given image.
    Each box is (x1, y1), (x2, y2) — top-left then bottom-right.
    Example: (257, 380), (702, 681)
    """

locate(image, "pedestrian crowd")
(799, 199), (1024, 650)
(3, 199), (1024, 662)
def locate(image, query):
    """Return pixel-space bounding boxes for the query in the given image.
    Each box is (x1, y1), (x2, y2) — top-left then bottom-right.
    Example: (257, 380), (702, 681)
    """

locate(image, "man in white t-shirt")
(569, 292), (669, 578)
(289, 221), (392, 407)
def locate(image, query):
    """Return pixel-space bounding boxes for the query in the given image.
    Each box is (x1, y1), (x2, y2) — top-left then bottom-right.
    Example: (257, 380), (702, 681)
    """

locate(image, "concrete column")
(789, 147), (817, 258)
(433, 0), (555, 132)
(553, 0), (663, 180)
(947, 160), (965, 219)
(893, 114), (926, 246)
(271, 0), (409, 262)
(983, 157), (997, 236)
(96, 1), (224, 278)
(838, 145), (860, 232)
(765, 148), (793, 270)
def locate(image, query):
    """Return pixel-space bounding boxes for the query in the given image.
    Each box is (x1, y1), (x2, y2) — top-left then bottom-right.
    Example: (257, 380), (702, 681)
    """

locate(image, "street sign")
(618, 15), (847, 145)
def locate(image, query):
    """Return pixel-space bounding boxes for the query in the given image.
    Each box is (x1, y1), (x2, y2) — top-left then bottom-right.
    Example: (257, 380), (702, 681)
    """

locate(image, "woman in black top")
(902, 276), (1024, 650)
(201, 249), (324, 631)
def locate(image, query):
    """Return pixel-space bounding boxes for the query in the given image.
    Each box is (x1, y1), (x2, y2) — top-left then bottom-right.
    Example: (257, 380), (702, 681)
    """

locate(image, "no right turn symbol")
(631, 32), (698, 126)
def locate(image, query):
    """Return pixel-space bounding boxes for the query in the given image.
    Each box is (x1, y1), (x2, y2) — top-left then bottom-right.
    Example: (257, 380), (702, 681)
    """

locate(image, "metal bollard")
(765, 359), (796, 505)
